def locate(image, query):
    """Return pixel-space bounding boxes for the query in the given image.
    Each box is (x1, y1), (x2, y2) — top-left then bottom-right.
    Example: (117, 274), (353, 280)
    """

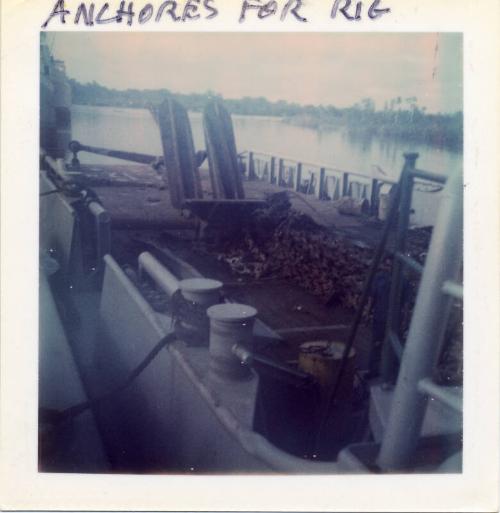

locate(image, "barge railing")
(380, 153), (453, 385)
(241, 149), (397, 216)
(377, 164), (463, 470)
(240, 149), (446, 218)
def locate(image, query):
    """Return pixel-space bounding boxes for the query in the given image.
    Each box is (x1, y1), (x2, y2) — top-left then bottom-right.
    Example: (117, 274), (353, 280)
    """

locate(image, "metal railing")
(241, 149), (444, 219)
(244, 149), (386, 201)
(380, 154), (454, 384)
(376, 158), (463, 470)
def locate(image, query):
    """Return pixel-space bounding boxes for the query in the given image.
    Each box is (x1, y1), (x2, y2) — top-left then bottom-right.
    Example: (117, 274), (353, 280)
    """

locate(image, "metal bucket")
(298, 341), (356, 399)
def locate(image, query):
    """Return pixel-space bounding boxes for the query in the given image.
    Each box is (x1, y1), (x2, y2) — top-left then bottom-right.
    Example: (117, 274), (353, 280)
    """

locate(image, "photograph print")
(38, 31), (463, 474)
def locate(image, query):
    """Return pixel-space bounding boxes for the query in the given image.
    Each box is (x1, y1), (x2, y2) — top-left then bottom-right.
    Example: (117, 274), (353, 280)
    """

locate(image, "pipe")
(139, 253), (224, 311)
(232, 344), (314, 387)
(138, 252), (179, 297)
(442, 280), (463, 300)
(69, 140), (160, 166)
(417, 378), (463, 413)
(377, 167), (462, 471)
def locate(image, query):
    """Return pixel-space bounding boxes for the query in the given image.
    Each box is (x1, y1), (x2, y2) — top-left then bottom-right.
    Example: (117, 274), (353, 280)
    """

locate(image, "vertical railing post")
(295, 163), (303, 192)
(377, 166), (461, 471)
(342, 172), (349, 197)
(270, 156), (276, 184)
(278, 158), (285, 187)
(370, 178), (379, 216)
(318, 167), (326, 200)
(247, 151), (257, 181)
(380, 153), (418, 385)
(306, 171), (315, 195)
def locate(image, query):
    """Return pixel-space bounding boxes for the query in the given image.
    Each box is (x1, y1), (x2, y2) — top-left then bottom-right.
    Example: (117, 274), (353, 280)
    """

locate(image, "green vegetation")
(69, 80), (462, 152)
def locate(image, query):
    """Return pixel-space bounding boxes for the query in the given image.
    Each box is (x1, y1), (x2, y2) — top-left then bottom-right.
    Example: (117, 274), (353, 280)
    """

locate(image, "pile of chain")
(217, 192), (374, 310)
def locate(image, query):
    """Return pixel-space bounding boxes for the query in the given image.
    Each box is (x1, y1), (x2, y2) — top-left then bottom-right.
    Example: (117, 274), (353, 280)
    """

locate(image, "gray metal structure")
(380, 154), (449, 384)
(377, 164), (463, 470)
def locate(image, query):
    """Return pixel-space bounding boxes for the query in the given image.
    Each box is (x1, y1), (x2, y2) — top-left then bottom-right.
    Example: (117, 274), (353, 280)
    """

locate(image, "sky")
(50, 32), (462, 113)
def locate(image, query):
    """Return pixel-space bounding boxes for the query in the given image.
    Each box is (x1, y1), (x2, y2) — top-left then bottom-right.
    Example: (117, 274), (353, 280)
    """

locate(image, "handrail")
(442, 280), (463, 300)
(417, 378), (463, 413)
(411, 168), (447, 185)
(244, 148), (397, 185)
(377, 166), (463, 470)
(245, 149), (448, 191)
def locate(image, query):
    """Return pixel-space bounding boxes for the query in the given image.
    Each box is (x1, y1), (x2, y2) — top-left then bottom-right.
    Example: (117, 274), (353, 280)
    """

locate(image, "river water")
(72, 105), (462, 225)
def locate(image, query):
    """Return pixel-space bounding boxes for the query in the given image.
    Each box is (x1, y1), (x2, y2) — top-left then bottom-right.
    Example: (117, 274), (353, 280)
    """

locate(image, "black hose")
(314, 181), (403, 452)
(40, 331), (177, 426)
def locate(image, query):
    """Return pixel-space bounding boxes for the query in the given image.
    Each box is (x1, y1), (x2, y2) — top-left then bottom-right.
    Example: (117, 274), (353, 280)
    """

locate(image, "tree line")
(69, 79), (462, 152)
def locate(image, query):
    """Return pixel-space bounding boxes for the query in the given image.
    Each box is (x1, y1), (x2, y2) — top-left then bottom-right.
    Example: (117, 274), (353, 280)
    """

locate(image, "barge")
(38, 34), (463, 474)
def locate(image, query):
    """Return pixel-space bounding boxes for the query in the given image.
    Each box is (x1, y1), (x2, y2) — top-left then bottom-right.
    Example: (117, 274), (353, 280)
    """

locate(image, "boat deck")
(80, 163), (385, 247)
(72, 161), (401, 367)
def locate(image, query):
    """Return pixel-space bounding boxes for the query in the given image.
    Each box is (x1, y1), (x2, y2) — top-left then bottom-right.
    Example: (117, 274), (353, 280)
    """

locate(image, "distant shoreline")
(72, 102), (283, 121)
(72, 99), (462, 154)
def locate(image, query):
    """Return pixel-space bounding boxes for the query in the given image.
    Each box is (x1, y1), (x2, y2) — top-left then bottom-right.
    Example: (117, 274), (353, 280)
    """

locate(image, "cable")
(40, 331), (177, 426)
(314, 180), (403, 453)
(40, 189), (61, 197)
(39, 289), (220, 426)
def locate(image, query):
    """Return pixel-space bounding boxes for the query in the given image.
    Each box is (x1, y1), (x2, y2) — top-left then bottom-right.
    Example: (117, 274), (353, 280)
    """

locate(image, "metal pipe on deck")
(69, 140), (160, 166)
(138, 252), (180, 297)
(232, 344), (313, 387)
(377, 166), (462, 471)
(139, 252), (224, 309)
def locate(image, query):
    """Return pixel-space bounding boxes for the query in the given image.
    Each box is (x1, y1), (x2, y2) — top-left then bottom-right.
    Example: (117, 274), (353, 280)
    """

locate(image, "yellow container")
(298, 341), (356, 399)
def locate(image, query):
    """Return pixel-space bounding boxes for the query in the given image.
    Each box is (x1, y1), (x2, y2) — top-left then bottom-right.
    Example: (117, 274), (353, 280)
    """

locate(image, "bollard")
(179, 278), (223, 307)
(177, 278), (223, 345)
(207, 303), (257, 380)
